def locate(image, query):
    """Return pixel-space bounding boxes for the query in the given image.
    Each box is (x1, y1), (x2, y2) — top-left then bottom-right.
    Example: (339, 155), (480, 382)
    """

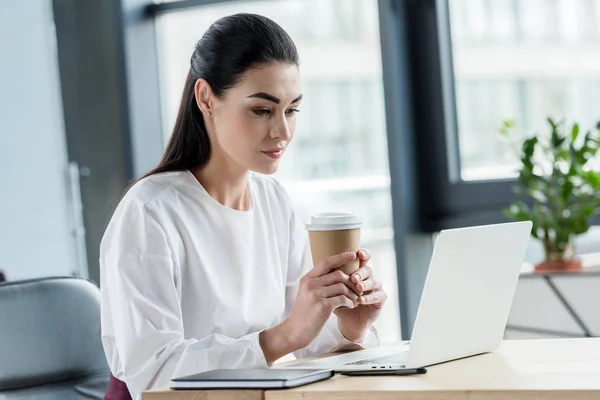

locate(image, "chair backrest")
(0, 277), (109, 399)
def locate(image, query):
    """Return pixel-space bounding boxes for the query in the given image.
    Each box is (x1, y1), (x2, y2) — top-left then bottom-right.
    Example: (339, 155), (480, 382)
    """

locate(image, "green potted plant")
(501, 118), (600, 271)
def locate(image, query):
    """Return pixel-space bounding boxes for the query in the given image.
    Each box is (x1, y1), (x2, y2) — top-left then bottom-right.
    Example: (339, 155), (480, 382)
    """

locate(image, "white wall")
(506, 274), (600, 339)
(0, 0), (77, 280)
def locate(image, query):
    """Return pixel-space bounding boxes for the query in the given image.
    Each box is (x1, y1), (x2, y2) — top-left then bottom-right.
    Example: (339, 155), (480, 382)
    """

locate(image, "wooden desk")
(143, 338), (600, 400)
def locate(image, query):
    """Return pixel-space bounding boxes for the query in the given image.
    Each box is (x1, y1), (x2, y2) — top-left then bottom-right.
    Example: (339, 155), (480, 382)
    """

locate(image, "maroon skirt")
(105, 372), (133, 400)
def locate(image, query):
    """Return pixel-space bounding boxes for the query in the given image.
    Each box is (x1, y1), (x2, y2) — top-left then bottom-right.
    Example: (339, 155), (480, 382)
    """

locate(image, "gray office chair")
(0, 277), (109, 399)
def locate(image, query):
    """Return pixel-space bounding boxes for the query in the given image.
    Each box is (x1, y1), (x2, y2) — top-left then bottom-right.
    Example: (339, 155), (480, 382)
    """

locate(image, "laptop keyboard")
(343, 351), (409, 366)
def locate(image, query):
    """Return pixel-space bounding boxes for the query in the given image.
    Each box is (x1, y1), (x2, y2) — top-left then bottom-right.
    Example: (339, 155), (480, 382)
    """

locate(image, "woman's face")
(203, 62), (302, 175)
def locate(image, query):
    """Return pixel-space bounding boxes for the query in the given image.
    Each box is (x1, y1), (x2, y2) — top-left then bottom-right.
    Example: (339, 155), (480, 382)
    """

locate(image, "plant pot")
(535, 242), (583, 272)
(534, 258), (583, 272)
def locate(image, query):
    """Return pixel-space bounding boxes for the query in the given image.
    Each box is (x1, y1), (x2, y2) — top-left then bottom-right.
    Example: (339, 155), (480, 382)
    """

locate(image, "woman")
(100, 13), (386, 400)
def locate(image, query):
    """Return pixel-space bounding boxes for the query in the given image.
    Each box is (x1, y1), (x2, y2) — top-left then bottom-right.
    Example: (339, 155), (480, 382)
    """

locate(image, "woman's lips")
(262, 148), (284, 159)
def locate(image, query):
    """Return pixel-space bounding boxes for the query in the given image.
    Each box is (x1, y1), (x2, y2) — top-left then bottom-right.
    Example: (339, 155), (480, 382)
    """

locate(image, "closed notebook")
(170, 369), (334, 389)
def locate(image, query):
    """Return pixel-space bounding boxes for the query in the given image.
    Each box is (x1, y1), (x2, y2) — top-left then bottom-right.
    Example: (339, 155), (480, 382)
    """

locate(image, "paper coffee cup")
(306, 213), (362, 276)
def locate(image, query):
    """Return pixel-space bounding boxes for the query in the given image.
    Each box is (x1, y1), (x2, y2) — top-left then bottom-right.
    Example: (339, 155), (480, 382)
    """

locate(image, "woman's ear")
(194, 79), (213, 116)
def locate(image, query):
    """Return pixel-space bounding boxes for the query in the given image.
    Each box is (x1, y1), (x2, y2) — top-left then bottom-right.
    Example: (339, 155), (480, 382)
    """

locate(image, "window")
(0, 0), (86, 281)
(155, 0), (400, 343)
(448, 0), (600, 181)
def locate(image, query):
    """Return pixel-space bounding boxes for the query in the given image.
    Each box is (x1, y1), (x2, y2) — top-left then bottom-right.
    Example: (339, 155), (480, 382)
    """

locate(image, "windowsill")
(521, 252), (600, 274)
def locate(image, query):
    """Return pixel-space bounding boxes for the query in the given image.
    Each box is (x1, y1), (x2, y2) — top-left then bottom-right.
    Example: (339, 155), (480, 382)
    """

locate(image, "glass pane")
(1, 0), (82, 281)
(156, 0), (400, 342)
(449, 0), (600, 181)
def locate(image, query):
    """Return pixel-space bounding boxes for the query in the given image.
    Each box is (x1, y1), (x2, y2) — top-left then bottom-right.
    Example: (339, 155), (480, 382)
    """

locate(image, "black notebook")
(170, 368), (334, 389)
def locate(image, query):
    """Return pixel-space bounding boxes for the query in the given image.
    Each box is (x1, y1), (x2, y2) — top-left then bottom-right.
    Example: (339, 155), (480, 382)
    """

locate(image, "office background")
(2, 0), (600, 343)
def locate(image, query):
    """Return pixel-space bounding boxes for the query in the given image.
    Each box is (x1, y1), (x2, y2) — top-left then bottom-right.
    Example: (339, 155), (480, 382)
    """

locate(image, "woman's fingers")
(356, 278), (382, 293)
(308, 252), (357, 278)
(327, 294), (357, 310)
(318, 282), (359, 303)
(358, 290), (387, 307)
(357, 248), (371, 267)
(314, 270), (362, 295)
(351, 264), (372, 284)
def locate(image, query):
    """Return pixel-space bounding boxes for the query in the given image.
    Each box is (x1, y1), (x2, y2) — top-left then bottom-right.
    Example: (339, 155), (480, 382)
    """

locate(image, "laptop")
(285, 221), (532, 371)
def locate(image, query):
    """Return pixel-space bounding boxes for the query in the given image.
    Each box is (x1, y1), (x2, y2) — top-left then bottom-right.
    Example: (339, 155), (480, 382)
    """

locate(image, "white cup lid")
(305, 212), (362, 231)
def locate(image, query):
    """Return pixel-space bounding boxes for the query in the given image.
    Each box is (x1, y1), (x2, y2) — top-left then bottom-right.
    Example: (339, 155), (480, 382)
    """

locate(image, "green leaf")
(583, 171), (600, 189)
(522, 137), (537, 161)
(532, 202), (551, 234)
(571, 123), (580, 142)
(558, 148), (570, 161)
(500, 119), (516, 137)
(560, 179), (574, 205)
(569, 144), (580, 169)
(505, 203), (539, 239)
(518, 167), (541, 189)
(506, 202), (532, 221)
(575, 131), (592, 164)
(581, 204), (595, 219)
(549, 118), (564, 149)
(573, 219), (591, 235)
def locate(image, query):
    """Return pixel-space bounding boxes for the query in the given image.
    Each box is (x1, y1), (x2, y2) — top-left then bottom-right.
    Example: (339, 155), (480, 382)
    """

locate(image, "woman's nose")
(270, 117), (291, 140)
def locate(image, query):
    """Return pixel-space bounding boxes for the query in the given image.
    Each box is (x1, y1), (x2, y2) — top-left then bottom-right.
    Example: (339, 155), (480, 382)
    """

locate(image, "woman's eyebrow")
(247, 92), (280, 104)
(247, 92), (303, 104)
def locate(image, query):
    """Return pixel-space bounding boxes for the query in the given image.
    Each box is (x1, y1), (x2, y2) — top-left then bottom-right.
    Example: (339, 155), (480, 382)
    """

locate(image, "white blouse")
(99, 170), (378, 399)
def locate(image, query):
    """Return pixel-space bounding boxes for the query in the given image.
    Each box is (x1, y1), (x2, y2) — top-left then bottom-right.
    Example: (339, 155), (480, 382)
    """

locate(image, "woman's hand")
(260, 252), (359, 364)
(285, 251), (361, 348)
(335, 249), (386, 342)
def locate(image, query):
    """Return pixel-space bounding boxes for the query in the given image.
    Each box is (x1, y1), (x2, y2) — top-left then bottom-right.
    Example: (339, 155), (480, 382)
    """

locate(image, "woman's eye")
(286, 108), (300, 116)
(253, 109), (271, 117)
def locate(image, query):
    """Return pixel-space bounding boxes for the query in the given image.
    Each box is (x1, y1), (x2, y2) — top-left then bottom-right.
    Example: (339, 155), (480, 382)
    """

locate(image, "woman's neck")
(191, 154), (251, 211)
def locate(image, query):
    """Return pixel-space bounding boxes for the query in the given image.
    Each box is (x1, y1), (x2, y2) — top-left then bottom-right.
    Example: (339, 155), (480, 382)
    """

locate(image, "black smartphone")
(339, 368), (427, 376)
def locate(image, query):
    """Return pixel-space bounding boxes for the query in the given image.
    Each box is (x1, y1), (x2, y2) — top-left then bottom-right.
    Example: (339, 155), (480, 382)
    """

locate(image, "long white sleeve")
(100, 198), (267, 400)
(282, 188), (379, 360)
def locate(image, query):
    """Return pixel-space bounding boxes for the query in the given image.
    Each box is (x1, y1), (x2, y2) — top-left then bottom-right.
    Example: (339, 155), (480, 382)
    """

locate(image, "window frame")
(147, 0), (254, 15)
(403, 0), (522, 232)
